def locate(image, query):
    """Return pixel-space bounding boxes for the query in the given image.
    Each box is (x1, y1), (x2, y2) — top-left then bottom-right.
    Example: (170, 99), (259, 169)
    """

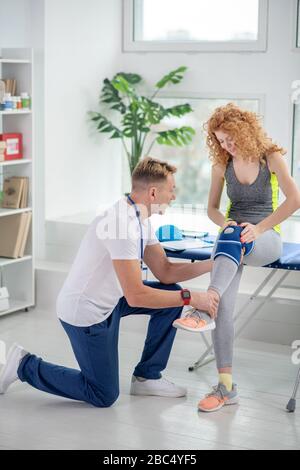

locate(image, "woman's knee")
(245, 230), (282, 266)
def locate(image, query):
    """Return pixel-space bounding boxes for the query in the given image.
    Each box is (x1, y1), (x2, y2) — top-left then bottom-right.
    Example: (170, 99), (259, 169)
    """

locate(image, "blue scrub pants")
(17, 281), (183, 407)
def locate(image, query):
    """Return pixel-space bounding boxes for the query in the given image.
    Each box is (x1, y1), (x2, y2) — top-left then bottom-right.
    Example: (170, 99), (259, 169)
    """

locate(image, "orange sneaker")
(173, 308), (216, 333)
(198, 383), (239, 412)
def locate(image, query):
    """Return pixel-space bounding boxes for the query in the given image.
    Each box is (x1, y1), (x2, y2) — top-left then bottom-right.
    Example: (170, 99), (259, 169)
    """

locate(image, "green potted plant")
(88, 66), (195, 175)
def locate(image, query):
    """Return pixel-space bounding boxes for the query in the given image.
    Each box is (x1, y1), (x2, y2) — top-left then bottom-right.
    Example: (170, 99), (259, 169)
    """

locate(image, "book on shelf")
(0, 211), (32, 259)
(1, 177), (29, 209)
(18, 211), (32, 258)
(11, 176), (29, 208)
(2, 79), (17, 96)
(0, 141), (5, 162)
(19, 177), (29, 208)
(14, 212), (28, 257)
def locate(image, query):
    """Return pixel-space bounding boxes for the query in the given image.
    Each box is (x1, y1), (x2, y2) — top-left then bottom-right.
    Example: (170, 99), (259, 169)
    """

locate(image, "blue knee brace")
(214, 225), (255, 266)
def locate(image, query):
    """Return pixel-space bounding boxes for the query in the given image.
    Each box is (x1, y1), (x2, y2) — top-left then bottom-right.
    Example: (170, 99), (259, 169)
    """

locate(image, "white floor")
(0, 306), (300, 450)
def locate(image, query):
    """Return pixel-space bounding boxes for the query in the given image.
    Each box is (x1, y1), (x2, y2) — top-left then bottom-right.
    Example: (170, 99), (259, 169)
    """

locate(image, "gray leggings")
(209, 229), (282, 369)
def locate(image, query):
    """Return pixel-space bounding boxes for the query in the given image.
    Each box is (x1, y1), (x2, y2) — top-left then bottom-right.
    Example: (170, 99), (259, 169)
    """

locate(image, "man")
(0, 157), (218, 407)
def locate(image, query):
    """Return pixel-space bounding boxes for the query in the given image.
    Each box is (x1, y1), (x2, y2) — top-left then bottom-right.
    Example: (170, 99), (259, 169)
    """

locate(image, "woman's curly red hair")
(204, 103), (286, 166)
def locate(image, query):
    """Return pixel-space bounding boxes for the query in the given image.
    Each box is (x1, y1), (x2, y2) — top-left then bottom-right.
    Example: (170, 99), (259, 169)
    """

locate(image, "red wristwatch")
(180, 289), (191, 306)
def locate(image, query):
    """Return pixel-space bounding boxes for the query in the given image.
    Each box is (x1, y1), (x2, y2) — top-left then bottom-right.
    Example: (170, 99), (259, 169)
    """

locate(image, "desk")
(165, 242), (300, 371)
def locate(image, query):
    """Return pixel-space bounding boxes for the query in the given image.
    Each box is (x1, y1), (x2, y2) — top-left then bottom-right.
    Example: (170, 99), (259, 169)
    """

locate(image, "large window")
(124, 0), (268, 52)
(145, 97), (260, 208)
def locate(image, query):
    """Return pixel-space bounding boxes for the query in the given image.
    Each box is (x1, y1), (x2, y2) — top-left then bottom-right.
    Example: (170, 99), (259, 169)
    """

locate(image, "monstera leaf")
(122, 109), (150, 138)
(100, 79), (126, 114)
(164, 103), (193, 118)
(88, 112), (123, 139)
(156, 127), (195, 147)
(139, 97), (165, 125)
(155, 66), (188, 89)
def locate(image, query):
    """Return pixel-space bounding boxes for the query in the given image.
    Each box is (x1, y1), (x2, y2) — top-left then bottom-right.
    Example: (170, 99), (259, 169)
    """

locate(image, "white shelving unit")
(0, 48), (35, 318)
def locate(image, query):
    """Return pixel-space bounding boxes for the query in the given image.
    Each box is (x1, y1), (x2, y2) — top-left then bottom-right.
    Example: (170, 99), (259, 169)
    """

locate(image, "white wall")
(45, 0), (123, 219)
(0, 0), (32, 46)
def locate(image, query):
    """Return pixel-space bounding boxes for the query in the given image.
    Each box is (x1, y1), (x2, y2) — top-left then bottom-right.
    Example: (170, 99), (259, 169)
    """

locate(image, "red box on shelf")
(0, 133), (23, 161)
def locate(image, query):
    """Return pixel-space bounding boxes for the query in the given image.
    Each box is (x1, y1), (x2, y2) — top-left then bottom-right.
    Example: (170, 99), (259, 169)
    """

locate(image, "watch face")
(182, 291), (190, 299)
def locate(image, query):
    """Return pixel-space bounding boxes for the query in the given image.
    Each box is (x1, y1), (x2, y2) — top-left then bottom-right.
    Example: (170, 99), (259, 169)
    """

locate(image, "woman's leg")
(198, 230), (282, 412)
(211, 263), (244, 371)
(243, 230), (282, 267)
(212, 230), (282, 370)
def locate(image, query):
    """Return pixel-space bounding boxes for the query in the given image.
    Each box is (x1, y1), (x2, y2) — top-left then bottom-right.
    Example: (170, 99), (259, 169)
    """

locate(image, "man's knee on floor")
(89, 386), (119, 408)
(214, 225), (254, 266)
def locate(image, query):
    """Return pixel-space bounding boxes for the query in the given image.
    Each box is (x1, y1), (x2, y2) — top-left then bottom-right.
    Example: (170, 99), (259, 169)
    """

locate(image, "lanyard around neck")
(127, 196), (144, 264)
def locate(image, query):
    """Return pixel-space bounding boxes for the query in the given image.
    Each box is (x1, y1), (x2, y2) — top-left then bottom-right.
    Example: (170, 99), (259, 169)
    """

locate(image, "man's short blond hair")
(132, 156), (177, 189)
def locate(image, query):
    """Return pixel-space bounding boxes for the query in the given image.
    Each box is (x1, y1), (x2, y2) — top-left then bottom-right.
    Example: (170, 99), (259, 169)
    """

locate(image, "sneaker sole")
(130, 389), (186, 398)
(173, 321), (216, 333)
(198, 397), (239, 413)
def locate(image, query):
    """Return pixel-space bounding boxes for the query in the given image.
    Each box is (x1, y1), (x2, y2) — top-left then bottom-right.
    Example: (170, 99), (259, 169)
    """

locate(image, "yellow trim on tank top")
(271, 172), (280, 234)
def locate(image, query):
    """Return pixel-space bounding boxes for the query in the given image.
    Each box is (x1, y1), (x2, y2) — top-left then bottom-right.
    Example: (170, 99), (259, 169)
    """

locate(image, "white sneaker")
(130, 376), (187, 398)
(0, 343), (28, 394)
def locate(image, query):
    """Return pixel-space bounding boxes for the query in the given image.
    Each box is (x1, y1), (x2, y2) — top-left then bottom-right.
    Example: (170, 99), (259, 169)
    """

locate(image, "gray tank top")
(224, 158), (280, 232)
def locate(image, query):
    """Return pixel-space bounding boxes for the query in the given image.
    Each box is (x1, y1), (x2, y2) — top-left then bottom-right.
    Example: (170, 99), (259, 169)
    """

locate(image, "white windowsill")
(47, 208), (300, 243)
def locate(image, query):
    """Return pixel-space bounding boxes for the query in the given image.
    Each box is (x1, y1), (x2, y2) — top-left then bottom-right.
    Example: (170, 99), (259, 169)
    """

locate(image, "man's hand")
(190, 290), (220, 319)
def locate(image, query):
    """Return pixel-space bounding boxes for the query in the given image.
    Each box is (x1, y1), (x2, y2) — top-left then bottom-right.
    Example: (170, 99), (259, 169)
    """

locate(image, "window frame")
(123, 0), (269, 53)
(293, 0), (300, 50)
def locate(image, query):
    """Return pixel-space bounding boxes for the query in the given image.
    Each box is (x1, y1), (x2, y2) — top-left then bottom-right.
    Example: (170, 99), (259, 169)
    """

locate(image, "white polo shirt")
(57, 198), (159, 327)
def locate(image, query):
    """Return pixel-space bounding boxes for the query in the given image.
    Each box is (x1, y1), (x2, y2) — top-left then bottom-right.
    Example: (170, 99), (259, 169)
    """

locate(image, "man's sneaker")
(198, 383), (239, 412)
(0, 343), (28, 394)
(130, 376), (187, 398)
(173, 308), (216, 333)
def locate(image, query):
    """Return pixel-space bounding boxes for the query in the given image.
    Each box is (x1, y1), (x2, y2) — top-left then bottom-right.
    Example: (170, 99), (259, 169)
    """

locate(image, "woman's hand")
(222, 219), (238, 230)
(240, 222), (262, 243)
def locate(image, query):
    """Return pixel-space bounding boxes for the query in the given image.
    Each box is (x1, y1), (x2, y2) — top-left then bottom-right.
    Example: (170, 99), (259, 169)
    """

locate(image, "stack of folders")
(1, 177), (29, 209)
(2, 79), (17, 96)
(0, 211), (32, 258)
(0, 142), (5, 162)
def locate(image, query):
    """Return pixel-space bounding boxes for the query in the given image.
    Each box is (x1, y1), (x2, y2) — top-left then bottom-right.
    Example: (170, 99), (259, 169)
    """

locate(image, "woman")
(173, 103), (300, 412)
